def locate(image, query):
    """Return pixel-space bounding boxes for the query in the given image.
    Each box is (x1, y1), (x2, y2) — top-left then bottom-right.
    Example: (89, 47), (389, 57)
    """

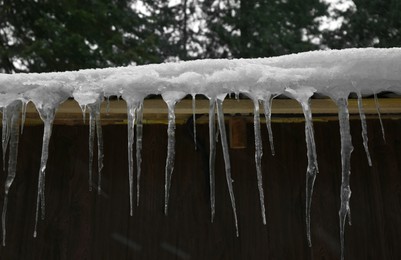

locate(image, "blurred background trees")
(0, 0), (400, 73)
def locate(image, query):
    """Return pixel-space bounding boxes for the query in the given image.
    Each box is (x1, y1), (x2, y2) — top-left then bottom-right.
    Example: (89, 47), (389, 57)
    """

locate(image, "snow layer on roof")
(0, 48), (399, 260)
(0, 48), (400, 108)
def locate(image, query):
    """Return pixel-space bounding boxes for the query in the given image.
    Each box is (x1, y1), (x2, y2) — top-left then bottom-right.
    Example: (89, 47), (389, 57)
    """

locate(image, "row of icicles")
(0, 90), (386, 260)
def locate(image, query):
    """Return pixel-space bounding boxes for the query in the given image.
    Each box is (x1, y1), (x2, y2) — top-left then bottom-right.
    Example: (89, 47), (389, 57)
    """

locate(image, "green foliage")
(0, 0), (162, 73)
(2, 0), (401, 73)
(201, 0), (328, 58)
(322, 0), (401, 49)
(141, 0), (202, 61)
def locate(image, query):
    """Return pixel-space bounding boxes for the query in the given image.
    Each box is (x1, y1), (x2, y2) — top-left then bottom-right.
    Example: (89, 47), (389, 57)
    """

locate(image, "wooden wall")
(0, 119), (400, 259)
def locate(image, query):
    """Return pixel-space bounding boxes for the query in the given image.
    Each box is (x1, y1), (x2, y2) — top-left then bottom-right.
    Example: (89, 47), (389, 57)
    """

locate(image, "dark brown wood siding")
(0, 119), (400, 259)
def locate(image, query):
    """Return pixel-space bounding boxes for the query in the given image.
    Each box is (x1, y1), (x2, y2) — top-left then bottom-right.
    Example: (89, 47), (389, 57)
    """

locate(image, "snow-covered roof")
(0, 48), (399, 260)
(0, 48), (400, 110)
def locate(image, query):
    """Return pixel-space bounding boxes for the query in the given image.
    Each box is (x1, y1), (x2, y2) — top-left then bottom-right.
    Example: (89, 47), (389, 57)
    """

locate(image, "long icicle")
(2, 101), (21, 246)
(87, 100), (104, 194)
(88, 107), (95, 191)
(216, 95), (239, 236)
(208, 98), (216, 222)
(161, 91), (186, 216)
(336, 97), (353, 260)
(34, 107), (56, 237)
(2, 106), (11, 171)
(373, 93), (386, 142)
(20, 101), (27, 134)
(251, 98), (266, 225)
(95, 104), (104, 195)
(300, 98), (319, 247)
(262, 94), (275, 156)
(192, 94), (197, 150)
(126, 101), (137, 216)
(136, 101), (144, 206)
(356, 92), (372, 166)
(164, 100), (177, 215)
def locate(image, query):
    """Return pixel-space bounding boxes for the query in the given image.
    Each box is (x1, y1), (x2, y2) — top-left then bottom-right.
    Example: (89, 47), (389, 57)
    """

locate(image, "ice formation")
(1, 48), (401, 259)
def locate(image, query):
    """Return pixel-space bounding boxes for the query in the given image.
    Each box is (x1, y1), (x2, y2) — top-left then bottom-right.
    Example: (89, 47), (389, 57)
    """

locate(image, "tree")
(201, 0), (329, 58)
(0, 0), (161, 73)
(141, 0), (203, 61)
(322, 0), (401, 49)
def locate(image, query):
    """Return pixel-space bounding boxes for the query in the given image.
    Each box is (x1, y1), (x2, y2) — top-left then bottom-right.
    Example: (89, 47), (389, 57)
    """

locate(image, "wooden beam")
(20, 98), (401, 125)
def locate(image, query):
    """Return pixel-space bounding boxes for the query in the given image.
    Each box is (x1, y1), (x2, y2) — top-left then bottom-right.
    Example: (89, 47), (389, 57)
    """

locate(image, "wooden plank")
(20, 98), (401, 125)
(0, 120), (400, 259)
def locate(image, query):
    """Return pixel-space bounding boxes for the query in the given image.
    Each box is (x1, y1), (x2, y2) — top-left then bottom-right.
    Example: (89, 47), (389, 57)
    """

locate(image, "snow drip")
(1, 48), (401, 259)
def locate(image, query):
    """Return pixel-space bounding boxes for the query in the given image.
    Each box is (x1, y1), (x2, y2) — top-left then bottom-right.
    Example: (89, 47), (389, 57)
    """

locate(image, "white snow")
(1, 48), (400, 259)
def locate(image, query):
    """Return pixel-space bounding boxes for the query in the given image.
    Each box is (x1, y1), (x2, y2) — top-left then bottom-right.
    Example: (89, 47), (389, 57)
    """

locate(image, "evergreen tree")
(0, 0), (161, 73)
(141, 0), (203, 61)
(201, 0), (328, 58)
(322, 0), (401, 49)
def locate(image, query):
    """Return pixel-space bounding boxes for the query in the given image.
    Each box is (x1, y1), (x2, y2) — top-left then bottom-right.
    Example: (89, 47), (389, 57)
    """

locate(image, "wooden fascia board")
(19, 98), (401, 125)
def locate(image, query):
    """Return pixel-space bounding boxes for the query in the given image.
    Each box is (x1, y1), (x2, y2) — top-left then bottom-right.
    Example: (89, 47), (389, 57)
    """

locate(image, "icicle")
(95, 105), (104, 195)
(373, 93), (386, 142)
(356, 92), (372, 166)
(192, 94), (197, 150)
(2, 101), (21, 246)
(136, 101), (144, 207)
(250, 97), (266, 225)
(216, 94), (239, 236)
(262, 94), (275, 156)
(286, 87), (318, 247)
(208, 98), (216, 222)
(336, 97), (353, 260)
(164, 101), (176, 215)
(34, 107), (56, 238)
(126, 101), (137, 216)
(20, 101), (27, 134)
(88, 108), (95, 191)
(2, 106), (11, 171)
(106, 96), (111, 114)
(88, 100), (104, 194)
(161, 91), (186, 216)
(80, 104), (87, 124)
(300, 99), (318, 247)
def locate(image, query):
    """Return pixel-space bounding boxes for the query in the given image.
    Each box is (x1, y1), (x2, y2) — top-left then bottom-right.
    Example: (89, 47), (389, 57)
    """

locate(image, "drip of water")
(2, 101), (21, 246)
(356, 92), (372, 166)
(336, 97), (353, 260)
(192, 94), (197, 150)
(216, 94), (239, 236)
(126, 101), (137, 216)
(262, 94), (275, 156)
(250, 97), (266, 225)
(34, 107), (56, 237)
(374, 93), (386, 142)
(136, 101), (144, 206)
(208, 98), (216, 222)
